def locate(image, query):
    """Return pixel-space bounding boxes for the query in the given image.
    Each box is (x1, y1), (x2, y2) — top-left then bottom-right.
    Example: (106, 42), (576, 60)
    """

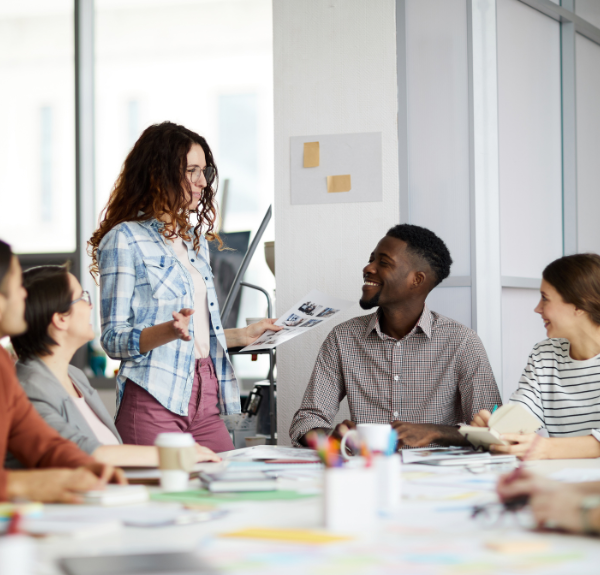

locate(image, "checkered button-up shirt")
(289, 305), (501, 446)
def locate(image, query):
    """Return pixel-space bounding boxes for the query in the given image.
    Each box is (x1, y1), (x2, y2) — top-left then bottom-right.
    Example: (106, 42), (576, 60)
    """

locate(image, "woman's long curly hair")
(88, 121), (221, 278)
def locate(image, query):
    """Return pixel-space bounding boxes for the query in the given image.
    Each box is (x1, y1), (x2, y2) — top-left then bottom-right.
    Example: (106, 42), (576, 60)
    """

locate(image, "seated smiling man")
(289, 224), (502, 449)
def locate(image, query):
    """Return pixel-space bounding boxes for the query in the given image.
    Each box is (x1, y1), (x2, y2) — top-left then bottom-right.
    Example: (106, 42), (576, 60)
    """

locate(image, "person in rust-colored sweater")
(0, 239), (124, 502)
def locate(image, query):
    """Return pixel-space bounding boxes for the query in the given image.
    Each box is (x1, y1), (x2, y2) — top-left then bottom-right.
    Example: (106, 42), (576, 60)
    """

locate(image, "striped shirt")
(97, 219), (240, 417)
(510, 339), (600, 437)
(289, 306), (501, 446)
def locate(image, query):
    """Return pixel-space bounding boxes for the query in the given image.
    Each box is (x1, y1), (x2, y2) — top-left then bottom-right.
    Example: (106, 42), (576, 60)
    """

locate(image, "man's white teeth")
(364, 281), (379, 286)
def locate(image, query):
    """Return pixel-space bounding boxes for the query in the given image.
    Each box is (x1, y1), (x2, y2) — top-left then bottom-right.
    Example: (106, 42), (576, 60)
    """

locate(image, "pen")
(491, 404), (498, 414)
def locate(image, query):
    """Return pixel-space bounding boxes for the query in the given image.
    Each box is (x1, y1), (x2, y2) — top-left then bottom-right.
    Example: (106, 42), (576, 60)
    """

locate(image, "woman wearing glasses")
(8, 265), (220, 467)
(88, 122), (278, 451)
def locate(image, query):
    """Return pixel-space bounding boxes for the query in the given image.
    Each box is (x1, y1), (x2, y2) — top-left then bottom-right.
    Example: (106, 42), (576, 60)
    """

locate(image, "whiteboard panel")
(501, 288), (547, 402)
(405, 0), (471, 276)
(290, 132), (382, 206)
(497, 0), (563, 278)
(426, 286), (471, 329)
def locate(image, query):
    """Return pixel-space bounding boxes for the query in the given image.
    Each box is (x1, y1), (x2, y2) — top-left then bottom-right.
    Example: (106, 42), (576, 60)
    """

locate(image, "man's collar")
(365, 304), (433, 341)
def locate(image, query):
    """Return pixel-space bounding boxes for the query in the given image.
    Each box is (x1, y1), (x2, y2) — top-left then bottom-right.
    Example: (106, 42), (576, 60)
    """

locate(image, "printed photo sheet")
(240, 289), (353, 352)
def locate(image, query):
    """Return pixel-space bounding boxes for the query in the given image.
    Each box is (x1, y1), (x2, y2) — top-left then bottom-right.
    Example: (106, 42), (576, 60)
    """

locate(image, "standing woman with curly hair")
(89, 122), (279, 451)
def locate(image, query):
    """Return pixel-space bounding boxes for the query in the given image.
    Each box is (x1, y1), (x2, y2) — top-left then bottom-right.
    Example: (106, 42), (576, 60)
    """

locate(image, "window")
(0, 1), (76, 254)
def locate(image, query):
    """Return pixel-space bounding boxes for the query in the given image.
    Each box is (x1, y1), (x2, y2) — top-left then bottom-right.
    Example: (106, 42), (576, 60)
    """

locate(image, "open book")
(459, 403), (542, 449)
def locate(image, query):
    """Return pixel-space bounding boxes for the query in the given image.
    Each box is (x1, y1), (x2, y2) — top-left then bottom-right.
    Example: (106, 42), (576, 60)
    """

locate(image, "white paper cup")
(158, 469), (190, 492)
(154, 433), (195, 492)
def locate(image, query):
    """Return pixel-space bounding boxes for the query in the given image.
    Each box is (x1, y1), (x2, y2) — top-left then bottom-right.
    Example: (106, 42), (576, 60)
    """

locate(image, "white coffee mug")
(155, 432), (195, 492)
(340, 423), (393, 460)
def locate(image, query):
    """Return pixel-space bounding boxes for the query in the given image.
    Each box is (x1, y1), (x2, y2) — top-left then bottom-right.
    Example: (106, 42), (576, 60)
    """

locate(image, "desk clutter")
(2, 446), (600, 575)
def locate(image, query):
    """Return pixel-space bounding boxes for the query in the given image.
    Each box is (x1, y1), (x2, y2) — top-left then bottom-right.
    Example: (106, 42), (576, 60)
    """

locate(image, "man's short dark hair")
(386, 224), (452, 287)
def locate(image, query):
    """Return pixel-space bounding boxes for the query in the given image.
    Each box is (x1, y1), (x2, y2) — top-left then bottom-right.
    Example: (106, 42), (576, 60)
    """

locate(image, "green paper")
(151, 489), (317, 504)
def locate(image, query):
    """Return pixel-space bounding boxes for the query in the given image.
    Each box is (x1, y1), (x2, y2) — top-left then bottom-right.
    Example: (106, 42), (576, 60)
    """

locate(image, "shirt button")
(191, 259), (195, 262)
(216, 326), (220, 330)
(394, 375), (399, 381)
(205, 277), (208, 280)
(210, 302), (214, 306)
(393, 411), (399, 417)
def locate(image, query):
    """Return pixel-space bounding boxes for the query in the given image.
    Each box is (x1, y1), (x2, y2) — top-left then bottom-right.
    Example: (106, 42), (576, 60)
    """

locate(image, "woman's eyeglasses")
(186, 166), (216, 186)
(71, 290), (92, 307)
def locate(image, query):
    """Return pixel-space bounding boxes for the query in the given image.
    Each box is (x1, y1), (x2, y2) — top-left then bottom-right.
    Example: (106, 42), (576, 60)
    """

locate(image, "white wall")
(576, 33), (600, 254)
(273, 0), (399, 445)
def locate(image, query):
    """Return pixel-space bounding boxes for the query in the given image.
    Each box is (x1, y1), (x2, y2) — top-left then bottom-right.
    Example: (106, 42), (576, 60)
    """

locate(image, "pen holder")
(373, 454), (401, 514)
(323, 465), (377, 533)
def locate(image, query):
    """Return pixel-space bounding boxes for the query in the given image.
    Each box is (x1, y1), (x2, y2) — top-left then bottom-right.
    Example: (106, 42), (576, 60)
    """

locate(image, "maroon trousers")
(115, 358), (234, 453)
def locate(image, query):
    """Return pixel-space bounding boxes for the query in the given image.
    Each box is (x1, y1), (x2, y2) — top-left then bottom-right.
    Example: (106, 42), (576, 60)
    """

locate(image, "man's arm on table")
(392, 330), (502, 449)
(391, 422), (470, 448)
(289, 330), (347, 447)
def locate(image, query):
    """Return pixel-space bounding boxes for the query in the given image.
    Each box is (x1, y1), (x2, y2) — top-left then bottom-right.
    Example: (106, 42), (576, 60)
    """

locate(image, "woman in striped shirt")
(473, 253), (600, 459)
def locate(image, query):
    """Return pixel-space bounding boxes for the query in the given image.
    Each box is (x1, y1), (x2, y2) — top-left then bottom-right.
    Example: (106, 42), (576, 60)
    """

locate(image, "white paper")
(219, 445), (321, 462)
(241, 289), (353, 352)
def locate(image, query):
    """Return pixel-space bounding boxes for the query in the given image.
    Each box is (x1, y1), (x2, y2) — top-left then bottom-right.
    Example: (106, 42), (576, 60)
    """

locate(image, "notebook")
(459, 403), (542, 448)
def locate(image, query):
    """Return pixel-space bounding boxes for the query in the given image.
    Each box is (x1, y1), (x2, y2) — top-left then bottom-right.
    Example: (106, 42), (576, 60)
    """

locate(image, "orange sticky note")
(326, 174), (351, 193)
(303, 142), (320, 168)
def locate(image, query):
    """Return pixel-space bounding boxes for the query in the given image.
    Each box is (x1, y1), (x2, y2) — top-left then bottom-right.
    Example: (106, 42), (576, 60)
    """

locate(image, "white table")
(34, 458), (600, 575)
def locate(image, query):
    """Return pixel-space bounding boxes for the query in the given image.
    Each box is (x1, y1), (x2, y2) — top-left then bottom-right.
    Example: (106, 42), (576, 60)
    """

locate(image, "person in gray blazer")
(7, 265), (219, 468)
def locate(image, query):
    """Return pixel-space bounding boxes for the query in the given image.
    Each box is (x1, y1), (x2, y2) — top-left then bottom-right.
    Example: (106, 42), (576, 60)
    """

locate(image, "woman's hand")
(245, 318), (282, 345)
(490, 433), (550, 459)
(224, 318), (282, 349)
(6, 468), (106, 504)
(470, 409), (491, 427)
(194, 443), (221, 463)
(497, 471), (591, 533)
(172, 308), (194, 341)
(83, 462), (128, 485)
(531, 486), (589, 533)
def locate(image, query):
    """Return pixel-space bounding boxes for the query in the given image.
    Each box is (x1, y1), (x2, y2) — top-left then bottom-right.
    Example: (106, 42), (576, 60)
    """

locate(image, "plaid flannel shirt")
(289, 306), (501, 446)
(98, 219), (240, 416)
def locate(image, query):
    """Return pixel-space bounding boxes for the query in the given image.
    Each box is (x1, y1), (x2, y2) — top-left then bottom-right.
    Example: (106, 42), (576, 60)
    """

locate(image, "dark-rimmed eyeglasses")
(186, 166), (215, 186)
(71, 290), (92, 307)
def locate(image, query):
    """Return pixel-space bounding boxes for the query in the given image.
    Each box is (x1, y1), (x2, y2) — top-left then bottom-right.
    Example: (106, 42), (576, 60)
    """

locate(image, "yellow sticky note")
(220, 527), (352, 545)
(303, 141), (320, 168)
(485, 540), (550, 554)
(327, 174), (351, 193)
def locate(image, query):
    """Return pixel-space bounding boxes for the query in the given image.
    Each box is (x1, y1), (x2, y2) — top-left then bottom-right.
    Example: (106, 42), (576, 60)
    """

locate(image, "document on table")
(219, 445), (321, 462)
(124, 461), (226, 482)
(240, 289), (353, 352)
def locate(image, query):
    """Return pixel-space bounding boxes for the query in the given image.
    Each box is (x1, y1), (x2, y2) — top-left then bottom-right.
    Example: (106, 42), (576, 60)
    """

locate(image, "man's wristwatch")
(579, 495), (600, 535)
